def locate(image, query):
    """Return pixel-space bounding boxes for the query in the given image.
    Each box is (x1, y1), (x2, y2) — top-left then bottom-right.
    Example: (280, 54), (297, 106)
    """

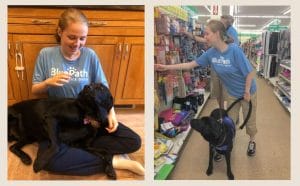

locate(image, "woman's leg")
(241, 92), (257, 138)
(38, 141), (105, 176)
(92, 122), (141, 154)
(38, 141), (144, 176)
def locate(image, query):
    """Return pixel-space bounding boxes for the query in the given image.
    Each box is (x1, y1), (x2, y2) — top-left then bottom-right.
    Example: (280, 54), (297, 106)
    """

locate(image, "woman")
(155, 20), (257, 157)
(32, 8), (144, 177)
(220, 15), (239, 45)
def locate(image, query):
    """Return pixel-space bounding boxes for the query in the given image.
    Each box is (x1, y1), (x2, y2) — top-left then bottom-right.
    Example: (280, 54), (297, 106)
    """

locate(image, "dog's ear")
(210, 109), (227, 120)
(96, 106), (109, 128)
(190, 118), (207, 132)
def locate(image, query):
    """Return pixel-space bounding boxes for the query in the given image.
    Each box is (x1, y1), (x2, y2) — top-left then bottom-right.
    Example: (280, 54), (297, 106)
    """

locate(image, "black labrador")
(191, 98), (252, 180)
(8, 83), (116, 179)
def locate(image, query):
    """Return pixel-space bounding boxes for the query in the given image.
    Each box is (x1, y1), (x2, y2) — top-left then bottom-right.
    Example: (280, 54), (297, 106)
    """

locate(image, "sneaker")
(214, 152), (223, 162)
(247, 141), (256, 156)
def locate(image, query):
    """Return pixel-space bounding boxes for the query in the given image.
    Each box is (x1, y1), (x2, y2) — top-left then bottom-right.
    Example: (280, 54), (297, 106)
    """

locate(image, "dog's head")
(191, 117), (224, 146)
(210, 108), (228, 121)
(77, 83), (114, 127)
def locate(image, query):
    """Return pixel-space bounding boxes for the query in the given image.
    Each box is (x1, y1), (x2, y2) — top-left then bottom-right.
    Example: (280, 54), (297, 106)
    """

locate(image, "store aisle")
(169, 77), (290, 180)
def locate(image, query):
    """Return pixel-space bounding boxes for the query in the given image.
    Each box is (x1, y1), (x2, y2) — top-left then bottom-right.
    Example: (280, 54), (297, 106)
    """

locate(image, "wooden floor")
(7, 105), (145, 180)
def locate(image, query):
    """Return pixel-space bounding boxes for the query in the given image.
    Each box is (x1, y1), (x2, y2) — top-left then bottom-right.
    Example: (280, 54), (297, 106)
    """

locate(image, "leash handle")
(239, 100), (252, 129)
(225, 97), (252, 130)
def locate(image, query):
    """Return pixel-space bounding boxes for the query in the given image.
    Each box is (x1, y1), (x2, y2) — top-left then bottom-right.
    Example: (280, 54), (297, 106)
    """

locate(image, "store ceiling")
(193, 6), (290, 34)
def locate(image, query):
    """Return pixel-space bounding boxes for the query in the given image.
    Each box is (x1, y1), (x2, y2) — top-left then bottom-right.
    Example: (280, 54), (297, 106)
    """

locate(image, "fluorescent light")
(283, 8), (291, 15)
(239, 30), (263, 34)
(204, 5), (211, 14)
(229, 5), (234, 15)
(234, 15), (290, 18)
(193, 14), (211, 17)
(261, 19), (277, 30)
(237, 24), (257, 28)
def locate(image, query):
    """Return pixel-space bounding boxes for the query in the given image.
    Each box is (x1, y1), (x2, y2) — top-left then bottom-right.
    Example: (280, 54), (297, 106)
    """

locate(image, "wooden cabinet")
(115, 37), (144, 105)
(8, 34), (21, 105)
(8, 7), (144, 105)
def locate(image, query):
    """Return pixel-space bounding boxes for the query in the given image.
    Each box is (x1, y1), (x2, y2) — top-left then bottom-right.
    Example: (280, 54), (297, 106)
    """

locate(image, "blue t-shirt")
(32, 46), (108, 98)
(196, 43), (257, 98)
(227, 26), (239, 45)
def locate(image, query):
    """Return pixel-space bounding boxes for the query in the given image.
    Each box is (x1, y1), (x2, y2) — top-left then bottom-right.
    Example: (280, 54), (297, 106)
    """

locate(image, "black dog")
(8, 83), (116, 179)
(191, 98), (252, 180)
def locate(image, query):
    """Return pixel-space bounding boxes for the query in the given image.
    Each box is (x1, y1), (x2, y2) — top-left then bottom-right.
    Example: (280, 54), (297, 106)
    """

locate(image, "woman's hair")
(207, 19), (233, 44)
(55, 8), (89, 42)
(221, 15), (234, 27)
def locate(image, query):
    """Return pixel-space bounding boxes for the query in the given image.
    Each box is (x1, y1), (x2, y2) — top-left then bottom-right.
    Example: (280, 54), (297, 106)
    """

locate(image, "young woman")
(32, 8), (144, 177)
(155, 20), (257, 157)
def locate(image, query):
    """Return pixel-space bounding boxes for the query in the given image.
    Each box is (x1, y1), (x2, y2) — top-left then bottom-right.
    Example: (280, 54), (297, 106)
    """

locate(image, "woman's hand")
(45, 73), (71, 87)
(154, 64), (168, 71)
(106, 107), (119, 133)
(243, 91), (251, 102)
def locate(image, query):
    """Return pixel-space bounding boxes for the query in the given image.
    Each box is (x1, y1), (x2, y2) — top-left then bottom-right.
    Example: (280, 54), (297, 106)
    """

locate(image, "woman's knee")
(127, 133), (142, 153)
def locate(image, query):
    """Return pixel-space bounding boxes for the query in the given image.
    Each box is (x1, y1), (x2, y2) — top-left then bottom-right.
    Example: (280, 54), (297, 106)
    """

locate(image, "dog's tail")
(8, 107), (20, 142)
(226, 98), (252, 130)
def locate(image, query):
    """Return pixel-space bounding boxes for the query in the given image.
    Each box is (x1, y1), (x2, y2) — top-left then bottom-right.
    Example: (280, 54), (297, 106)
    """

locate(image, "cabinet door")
(115, 37), (144, 105)
(86, 36), (124, 98)
(8, 34), (21, 105)
(13, 35), (57, 100)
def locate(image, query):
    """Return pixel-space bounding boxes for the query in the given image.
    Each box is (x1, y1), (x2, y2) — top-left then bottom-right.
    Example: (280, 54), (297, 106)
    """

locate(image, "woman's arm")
(106, 107), (119, 133)
(244, 70), (255, 102)
(183, 31), (207, 43)
(154, 61), (199, 71)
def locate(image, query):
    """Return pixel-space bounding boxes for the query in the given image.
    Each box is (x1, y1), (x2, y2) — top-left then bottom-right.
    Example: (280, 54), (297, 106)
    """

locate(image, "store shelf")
(280, 59), (291, 70)
(277, 84), (291, 100)
(278, 73), (290, 84)
(268, 77), (279, 87)
(273, 90), (290, 113)
(154, 91), (210, 180)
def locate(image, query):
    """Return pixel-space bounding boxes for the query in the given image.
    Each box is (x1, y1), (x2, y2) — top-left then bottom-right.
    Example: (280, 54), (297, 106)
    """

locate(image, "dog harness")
(215, 116), (235, 152)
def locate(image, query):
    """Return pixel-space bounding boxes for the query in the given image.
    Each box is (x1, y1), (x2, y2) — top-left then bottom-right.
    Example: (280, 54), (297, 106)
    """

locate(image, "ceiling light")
(237, 24), (257, 28)
(204, 6), (211, 14)
(283, 8), (291, 15)
(239, 30), (263, 34)
(229, 5), (234, 15)
(261, 19), (278, 30)
(234, 15), (290, 18)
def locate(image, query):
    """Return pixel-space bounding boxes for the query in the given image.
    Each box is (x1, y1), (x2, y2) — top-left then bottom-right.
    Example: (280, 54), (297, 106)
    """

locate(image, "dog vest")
(215, 116), (235, 152)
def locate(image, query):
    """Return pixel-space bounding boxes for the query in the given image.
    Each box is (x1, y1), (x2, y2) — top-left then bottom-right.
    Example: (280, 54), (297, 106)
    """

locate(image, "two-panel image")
(7, 5), (290, 181)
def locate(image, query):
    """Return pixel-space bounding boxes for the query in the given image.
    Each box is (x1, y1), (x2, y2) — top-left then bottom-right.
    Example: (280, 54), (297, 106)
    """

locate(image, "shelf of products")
(154, 92), (210, 180)
(273, 29), (291, 113)
(154, 6), (211, 180)
(273, 90), (290, 112)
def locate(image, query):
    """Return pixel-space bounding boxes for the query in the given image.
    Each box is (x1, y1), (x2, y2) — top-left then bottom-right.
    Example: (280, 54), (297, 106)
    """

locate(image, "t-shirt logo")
(212, 56), (231, 67)
(51, 67), (88, 81)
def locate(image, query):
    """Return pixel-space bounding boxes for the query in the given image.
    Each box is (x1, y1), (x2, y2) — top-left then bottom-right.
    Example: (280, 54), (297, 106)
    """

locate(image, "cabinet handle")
(88, 21), (108, 26)
(116, 43), (122, 58)
(32, 19), (51, 24)
(119, 43), (122, 52)
(8, 41), (13, 57)
(123, 44), (129, 59)
(15, 43), (25, 80)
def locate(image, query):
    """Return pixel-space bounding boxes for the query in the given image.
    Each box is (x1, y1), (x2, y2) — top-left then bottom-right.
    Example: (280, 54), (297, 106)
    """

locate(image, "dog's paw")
(227, 172), (234, 180)
(21, 155), (32, 165)
(206, 167), (213, 176)
(33, 159), (44, 173)
(105, 164), (117, 180)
